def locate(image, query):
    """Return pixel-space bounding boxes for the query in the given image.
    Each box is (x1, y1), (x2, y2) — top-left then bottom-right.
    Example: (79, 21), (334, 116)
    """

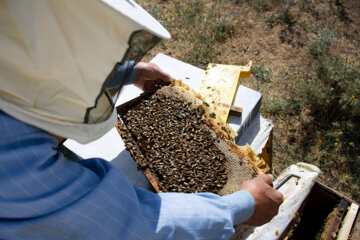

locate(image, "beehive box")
(280, 182), (359, 240)
(116, 81), (264, 195)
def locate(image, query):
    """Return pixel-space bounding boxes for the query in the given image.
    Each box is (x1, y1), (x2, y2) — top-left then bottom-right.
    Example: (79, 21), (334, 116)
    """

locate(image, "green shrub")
(266, 14), (278, 27)
(212, 21), (234, 41)
(298, 57), (360, 146)
(266, 56), (359, 154)
(253, 0), (271, 12)
(335, 0), (351, 22)
(182, 2), (204, 25)
(263, 96), (302, 116)
(277, 8), (293, 25)
(149, 5), (160, 18)
(266, 8), (293, 27)
(252, 64), (272, 82)
(234, 0), (244, 5)
(309, 28), (335, 58)
(297, 0), (309, 10)
(297, 20), (313, 31)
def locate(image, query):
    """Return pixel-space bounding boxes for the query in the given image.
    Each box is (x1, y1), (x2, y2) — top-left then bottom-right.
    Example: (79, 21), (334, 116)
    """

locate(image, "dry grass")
(137, 0), (360, 202)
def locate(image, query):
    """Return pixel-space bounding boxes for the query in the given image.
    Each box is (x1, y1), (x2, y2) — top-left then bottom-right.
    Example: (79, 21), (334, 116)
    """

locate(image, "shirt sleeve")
(0, 110), (255, 240)
(106, 61), (137, 89)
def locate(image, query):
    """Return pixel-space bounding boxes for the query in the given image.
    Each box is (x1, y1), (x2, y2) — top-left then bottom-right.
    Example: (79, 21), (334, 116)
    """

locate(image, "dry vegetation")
(137, 0), (360, 202)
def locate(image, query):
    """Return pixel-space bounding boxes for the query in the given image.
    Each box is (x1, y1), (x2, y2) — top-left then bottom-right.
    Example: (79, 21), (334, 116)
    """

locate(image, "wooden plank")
(259, 130), (272, 171)
(116, 118), (161, 193)
(229, 105), (243, 117)
(337, 203), (359, 240)
(198, 62), (251, 123)
(350, 209), (360, 240)
(324, 199), (349, 240)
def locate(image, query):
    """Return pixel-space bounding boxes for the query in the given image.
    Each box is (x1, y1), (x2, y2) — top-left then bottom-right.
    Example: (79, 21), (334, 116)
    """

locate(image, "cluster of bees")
(119, 92), (228, 194)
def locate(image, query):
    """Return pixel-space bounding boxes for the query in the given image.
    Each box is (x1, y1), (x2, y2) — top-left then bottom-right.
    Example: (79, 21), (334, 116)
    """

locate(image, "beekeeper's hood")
(0, 0), (170, 143)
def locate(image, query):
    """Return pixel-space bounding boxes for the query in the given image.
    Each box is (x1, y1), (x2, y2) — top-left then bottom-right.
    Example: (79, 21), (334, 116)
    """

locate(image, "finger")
(143, 81), (156, 92)
(158, 71), (175, 83)
(268, 187), (284, 205)
(152, 78), (172, 88)
(274, 190), (284, 204)
(152, 65), (175, 83)
(144, 80), (166, 92)
(259, 174), (273, 185)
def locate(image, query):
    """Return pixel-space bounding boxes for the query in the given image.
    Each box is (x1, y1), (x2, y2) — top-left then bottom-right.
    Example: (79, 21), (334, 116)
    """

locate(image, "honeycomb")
(118, 82), (261, 195)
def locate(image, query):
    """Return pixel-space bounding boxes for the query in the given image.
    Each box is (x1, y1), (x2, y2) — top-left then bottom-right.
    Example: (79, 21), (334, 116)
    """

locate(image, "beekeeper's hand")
(240, 174), (284, 226)
(134, 62), (175, 92)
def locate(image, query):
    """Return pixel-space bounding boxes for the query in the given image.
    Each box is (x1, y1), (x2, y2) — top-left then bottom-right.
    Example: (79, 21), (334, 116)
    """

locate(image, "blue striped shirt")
(0, 110), (255, 239)
(0, 64), (255, 239)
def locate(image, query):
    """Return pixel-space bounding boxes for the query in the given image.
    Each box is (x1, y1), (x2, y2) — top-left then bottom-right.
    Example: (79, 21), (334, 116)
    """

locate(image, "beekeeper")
(0, 1), (283, 239)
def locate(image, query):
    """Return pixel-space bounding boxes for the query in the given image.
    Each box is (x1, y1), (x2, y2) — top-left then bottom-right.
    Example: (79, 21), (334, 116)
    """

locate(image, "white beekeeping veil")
(0, 0), (170, 143)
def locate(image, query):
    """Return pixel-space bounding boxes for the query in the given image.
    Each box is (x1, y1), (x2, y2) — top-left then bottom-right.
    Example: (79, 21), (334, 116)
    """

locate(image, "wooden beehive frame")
(116, 81), (265, 195)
